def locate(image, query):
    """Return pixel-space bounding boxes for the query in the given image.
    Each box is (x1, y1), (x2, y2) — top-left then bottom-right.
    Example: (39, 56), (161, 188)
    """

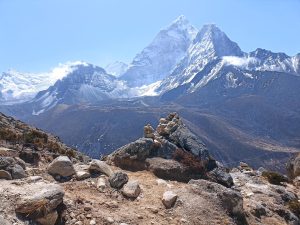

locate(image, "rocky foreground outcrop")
(1, 112), (300, 225)
(107, 113), (218, 182)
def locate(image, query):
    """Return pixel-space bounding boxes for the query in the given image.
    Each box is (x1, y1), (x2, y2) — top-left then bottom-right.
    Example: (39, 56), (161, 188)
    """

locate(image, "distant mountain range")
(1, 15), (299, 170)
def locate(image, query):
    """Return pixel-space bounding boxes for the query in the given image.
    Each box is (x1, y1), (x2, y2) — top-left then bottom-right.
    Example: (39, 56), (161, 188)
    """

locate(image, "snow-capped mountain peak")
(105, 61), (128, 77)
(191, 24), (243, 59)
(156, 24), (244, 94)
(120, 16), (198, 87)
(0, 61), (89, 105)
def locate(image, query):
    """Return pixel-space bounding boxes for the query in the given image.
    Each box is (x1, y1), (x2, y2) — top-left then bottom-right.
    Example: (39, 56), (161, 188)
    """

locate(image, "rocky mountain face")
(156, 26), (299, 95)
(156, 24), (244, 93)
(105, 61), (129, 77)
(120, 15), (198, 87)
(1, 111), (300, 225)
(29, 63), (129, 115)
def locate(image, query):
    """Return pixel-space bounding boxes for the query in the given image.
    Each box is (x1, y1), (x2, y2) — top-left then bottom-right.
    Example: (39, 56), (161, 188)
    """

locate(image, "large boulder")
(146, 157), (206, 182)
(107, 138), (156, 171)
(16, 183), (64, 219)
(188, 179), (246, 223)
(89, 159), (113, 176)
(47, 156), (75, 177)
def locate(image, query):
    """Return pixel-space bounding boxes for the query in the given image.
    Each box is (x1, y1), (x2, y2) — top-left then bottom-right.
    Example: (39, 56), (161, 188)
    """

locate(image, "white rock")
(162, 191), (177, 209)
(106, 217), (114, 223)
(156, 179), (168, 186)
(97, 177), (107, 192)
(90, 219), (96, 225)
(76, 171), (90, 180)
(122, 180), (141, 198)
(89, 160), (113, 176)
(47, 156), (75, 177)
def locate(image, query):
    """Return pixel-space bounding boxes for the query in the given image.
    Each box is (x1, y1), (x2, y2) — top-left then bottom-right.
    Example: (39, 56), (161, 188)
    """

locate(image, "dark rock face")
(109, 172), (129, 189)
(208, 167), (234, 188)
(168, 124), (209, 160)
(146, 157), (206, 182)
(0, 157), (26, 180)
(19, 149), (40, 165)
(10, 164), (26, 179)
(108, 138), (156, 171)
(107, 113), (218, 182)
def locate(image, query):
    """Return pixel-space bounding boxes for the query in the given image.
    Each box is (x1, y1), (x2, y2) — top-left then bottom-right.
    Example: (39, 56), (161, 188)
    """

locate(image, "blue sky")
(0, 0), (299, 73)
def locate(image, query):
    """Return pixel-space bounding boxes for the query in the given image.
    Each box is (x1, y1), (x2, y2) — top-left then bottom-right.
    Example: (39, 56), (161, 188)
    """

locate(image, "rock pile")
(107, 113), (219, 182)
(0, 156), (26, 180)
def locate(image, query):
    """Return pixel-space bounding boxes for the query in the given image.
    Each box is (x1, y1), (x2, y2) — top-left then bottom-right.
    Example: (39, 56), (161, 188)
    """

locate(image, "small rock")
(162, 191), (177, 209)
(0, 169), (12, 180)
(36, 210), (58, 225)
(11, 164), (27, 179)
(90, 219), (96, 225)
(0, 157), (15, 169)
(27, 176), (43, 183)
(89, 160), (113, 176)
(252, 203), (267, 218)
(122, 180), (141, 198)
(180, 218), (188, 223)
(109, 171), (128, 189)
(47, 156), (75, 177)
(106, 217), (114, 223)
(97, 177), (107, 191)
(156, 179), (168, 186)
(208, 167), (233, 188)
(14, 157), (26, 169)
(239, 162), (249, 168)
(84, 206), (92, 211)
(76, 171), (90, 180)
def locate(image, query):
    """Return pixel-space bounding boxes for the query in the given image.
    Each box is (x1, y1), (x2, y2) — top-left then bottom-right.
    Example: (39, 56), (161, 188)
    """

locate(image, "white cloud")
(222, 56), (258, 68)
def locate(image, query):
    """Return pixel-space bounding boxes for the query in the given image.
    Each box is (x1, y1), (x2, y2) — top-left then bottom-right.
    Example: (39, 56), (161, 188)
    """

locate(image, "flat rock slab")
(16, 183), (64, 218)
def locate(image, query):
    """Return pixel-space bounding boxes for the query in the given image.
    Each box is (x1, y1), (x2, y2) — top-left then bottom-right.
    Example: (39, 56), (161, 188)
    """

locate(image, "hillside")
(1, 112), (300, 225)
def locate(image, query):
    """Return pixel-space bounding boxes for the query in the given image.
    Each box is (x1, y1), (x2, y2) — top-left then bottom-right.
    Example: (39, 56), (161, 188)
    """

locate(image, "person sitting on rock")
(144, 124), (155, 139)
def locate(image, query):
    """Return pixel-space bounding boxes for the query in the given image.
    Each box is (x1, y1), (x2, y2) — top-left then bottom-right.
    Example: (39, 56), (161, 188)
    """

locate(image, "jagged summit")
(192, 23), (243, 58)
(166, 15), (198, 36)
(120, 16), (198, 87)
